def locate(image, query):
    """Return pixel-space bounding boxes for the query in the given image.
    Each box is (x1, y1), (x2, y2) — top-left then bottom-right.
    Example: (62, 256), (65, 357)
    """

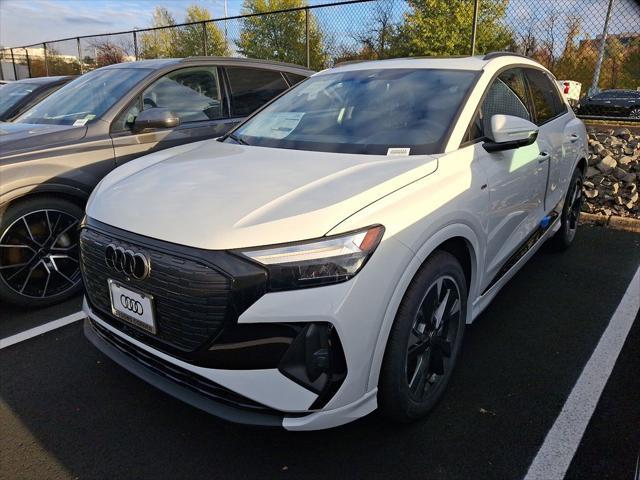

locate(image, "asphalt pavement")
(0, 224), (638, 480)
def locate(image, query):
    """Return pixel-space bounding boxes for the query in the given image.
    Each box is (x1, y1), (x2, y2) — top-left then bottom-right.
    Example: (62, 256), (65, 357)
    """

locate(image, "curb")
(580, 212), (640, 233)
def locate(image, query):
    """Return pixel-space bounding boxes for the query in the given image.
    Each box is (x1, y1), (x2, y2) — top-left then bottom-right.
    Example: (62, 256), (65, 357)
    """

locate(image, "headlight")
(239, 225), (384, 291)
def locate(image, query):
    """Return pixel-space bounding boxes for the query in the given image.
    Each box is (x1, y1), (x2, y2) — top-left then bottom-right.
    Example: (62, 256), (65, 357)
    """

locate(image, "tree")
(139, 5), (228, 59)
(139, 7), (180, 58)
(237, 0), (329, 70)
(388, 0), (514, 57)
(89, 41), (127, 67)
(174, 5), (229, 57)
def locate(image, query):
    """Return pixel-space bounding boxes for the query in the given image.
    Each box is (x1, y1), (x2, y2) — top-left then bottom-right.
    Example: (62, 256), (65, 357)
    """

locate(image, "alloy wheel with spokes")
(406, 276), (461, 402)
(379, 250), (467, 423)
(0, 200), (83, 306)
(565, 176), (583, 243)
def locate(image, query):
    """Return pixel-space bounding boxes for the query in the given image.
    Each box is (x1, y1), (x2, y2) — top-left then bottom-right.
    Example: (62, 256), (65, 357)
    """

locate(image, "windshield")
(230, 68), (477, 155)
(0, 82), (40, 115)
(15, 68), (152, 126)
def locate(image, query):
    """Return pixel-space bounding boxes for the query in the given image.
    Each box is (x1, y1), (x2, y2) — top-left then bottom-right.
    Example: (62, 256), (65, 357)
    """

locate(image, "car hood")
(87, 140), (438, 250)
(0, 122), (87, 156)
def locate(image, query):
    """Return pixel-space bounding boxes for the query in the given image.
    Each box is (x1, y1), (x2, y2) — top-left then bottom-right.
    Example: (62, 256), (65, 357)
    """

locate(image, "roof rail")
(482, 51), (532, 61)
(181, 56), (314, 71)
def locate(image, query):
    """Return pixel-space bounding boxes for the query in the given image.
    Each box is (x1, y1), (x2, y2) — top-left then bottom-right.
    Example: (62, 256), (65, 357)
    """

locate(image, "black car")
(0, 57), (312, 307)
(577, 89), (640, 118)
(0, 76), (74, 121)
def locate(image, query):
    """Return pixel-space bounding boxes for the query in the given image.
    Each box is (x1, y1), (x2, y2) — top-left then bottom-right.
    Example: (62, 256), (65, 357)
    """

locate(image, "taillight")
(563, 82), (570, 94)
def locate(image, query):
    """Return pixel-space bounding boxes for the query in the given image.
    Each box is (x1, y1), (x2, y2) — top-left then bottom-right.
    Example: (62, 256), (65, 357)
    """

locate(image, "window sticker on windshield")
(242, 112), (305, 139)
(387, 147), (411, 156)
(73, 118), (89, 127)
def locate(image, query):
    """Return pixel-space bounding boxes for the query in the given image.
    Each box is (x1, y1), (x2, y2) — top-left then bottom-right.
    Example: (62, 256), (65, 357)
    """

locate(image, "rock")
(613, 167), (628, 180)
(586, 166), (600, 178)
(614, 127), (632, 140)
(612, 183), (619, 195)
(583, 180), (595, 189)
(619, 156), (634, 166)
(584, 188), (598, 199)
(622, 172), (637, 184)
(596, 155), (617, 173)
(592, 143), (605, 155)
(628, 191), (639, 204)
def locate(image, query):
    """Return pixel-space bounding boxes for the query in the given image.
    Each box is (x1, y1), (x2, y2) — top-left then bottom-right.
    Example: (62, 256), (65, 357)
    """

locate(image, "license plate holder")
(108, 279), (156, 334)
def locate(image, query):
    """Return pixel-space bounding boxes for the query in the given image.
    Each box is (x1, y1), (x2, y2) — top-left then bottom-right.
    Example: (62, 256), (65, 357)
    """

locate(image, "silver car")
(0, 57), (312, 307)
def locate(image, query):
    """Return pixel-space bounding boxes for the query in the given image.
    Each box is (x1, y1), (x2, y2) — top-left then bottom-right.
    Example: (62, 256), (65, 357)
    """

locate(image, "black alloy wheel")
(406, 275), (461, 402)
(0, 197), (83, 307)
(379, 250), (467, 423)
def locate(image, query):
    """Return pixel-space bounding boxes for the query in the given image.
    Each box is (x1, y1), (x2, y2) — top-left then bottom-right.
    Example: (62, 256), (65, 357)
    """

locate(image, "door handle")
(567, 133), (579, 143)
(538, 151), (550, 163)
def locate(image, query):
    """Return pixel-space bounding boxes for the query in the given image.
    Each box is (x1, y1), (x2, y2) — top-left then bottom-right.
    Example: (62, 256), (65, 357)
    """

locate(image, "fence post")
(43, 43), (49, 76)
(10, 48), (17, 80)
(25, 49), (32, 78)
(202, 22), (208, 56)
(590, 0), (615, 95)
(305, 7), (310, 68)
(76, 37), (84, 74)
(133, 31), (139, 60)
(470, 0), (480, 56)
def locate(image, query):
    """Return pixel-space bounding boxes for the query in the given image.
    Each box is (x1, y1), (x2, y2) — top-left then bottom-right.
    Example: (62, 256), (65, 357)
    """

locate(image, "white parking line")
(524, 264), (640, 480)
(0, 311), (86, 350)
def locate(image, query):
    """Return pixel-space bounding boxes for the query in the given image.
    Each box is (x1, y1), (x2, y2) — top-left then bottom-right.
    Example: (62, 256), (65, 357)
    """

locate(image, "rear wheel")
(549, 167), (583, 251)
(379, 251), (467, 423)
(0, 197), (83, 308)
(629, 107), (640, 119)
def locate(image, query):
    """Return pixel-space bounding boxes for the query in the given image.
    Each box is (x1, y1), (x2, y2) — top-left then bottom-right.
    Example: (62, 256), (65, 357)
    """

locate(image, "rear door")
(523, 68), (573, 212)
(223, 66), (290, 124)
(110, 65), (236, 165)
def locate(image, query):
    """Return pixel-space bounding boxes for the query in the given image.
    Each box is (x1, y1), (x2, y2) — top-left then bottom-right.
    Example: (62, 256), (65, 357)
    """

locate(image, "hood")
(87, 140), (438, 250)
(0, 122), (87, 156)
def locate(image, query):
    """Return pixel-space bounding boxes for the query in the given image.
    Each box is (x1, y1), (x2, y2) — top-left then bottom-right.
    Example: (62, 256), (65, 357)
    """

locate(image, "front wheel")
(378, 251), (467, 423)
(0, 197), (84, 308)
(549, 167), (583, 251)
(629, 107), (640, 119)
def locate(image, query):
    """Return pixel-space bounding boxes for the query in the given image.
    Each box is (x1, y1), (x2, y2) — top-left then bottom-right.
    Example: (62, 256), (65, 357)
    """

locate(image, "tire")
(0, 197), (84, 308)
(549, 167), (584, 251)
(630, 107), (640, 119)
(378, 250), (467, 423)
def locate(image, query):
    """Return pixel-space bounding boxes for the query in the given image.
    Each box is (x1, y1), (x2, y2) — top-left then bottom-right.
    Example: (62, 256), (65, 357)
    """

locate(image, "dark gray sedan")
(0, 57), (312, 307)
(0, 76), (74, 121)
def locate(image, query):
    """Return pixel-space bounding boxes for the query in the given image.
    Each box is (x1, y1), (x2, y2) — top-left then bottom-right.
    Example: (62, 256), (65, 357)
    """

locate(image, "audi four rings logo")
(120, 294), (144, 315)
(105, 244), (150, 280)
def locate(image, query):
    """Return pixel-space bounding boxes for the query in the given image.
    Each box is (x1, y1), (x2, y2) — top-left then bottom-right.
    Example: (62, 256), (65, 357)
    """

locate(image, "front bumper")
(80, 219), (414, 430)
(84, 299), (379, 430)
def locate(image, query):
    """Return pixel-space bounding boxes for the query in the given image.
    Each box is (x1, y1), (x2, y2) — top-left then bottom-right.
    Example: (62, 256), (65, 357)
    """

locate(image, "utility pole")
(470, 0), (480, 56)
(590, 0), (615, 95)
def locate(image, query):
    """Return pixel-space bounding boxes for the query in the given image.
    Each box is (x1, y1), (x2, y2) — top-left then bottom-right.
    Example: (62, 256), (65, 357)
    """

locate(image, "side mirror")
(483, 114), (538, 153)
(132, 107), (180, 134)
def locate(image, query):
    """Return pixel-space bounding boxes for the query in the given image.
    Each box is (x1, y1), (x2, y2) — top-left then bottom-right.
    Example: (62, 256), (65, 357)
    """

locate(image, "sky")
(0, 0), (244, 48)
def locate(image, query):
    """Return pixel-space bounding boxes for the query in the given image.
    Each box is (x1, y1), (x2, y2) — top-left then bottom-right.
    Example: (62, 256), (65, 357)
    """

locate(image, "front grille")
(89, 319), (276, 413)
(80, 227), (231, 353)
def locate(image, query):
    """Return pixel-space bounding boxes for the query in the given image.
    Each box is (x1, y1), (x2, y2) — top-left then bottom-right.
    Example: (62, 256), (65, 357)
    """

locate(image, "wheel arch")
(0, 184), (89, 217)
(366, 224), (482, 392)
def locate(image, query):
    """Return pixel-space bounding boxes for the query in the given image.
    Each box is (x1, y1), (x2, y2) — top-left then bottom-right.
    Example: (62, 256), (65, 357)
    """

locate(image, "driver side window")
(465, 68), (532, 143)
(113, 66), (223, 132)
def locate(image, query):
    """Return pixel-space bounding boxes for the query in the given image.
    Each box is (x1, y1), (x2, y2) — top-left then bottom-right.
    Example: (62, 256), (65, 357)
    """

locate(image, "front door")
(466, 68), (549, 290)
(110, 66), (236, 165)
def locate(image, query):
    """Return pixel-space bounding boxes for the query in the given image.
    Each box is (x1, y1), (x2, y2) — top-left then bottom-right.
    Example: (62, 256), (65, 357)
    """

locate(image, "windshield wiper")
(224, 132), (250, 146)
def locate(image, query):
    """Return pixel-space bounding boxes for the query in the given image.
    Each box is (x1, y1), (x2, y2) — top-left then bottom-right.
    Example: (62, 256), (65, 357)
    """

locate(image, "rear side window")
(465, 68), (532, 142)
(226, 67), (288, 117)
(525, 69), (566, 124)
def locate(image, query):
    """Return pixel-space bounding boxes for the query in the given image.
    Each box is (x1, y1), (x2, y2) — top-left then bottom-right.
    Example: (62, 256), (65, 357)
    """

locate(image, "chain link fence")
(1, 0), (638, 118)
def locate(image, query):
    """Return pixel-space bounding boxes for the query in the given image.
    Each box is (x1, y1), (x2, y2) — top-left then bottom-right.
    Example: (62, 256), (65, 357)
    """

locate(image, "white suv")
(80, 53), (587, 431)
